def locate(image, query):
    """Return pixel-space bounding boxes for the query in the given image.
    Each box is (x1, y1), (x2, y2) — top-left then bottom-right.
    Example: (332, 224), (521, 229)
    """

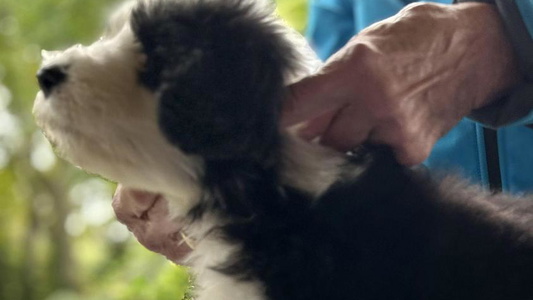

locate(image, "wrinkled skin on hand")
(112, 185), (192, 262)
(283, 2), (522, 165)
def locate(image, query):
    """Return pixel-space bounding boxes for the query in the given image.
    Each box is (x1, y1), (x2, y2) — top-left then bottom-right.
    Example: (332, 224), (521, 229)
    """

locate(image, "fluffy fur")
(34, 0), (533, 299)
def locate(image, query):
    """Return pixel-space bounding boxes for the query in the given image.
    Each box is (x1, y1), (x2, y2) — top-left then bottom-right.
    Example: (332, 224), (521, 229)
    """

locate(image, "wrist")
(455, 3), (523, 111)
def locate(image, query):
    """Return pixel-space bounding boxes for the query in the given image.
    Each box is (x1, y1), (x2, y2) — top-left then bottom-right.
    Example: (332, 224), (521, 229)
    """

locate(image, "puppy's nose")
(37, 66), (68, 97)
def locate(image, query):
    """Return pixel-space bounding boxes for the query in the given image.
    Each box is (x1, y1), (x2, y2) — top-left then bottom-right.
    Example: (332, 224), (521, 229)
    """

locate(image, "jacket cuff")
(455, 0), (533, 127)
(469, 84), (533, 128)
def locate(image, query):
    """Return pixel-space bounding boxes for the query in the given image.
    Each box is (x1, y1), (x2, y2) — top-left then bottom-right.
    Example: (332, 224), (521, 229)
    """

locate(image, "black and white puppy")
(33, 0), (533, 299)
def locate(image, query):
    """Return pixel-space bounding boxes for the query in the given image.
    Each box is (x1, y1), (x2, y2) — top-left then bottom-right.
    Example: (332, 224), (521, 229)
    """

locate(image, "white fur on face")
(33, 15), (204, 208)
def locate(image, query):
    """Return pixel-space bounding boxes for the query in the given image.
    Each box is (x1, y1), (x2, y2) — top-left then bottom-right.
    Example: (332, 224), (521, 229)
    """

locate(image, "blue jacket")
(307, 0), (533, 194)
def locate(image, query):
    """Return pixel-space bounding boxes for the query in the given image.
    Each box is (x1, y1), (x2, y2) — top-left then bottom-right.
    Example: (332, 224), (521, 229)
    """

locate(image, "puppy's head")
(33, 0), (310, 193)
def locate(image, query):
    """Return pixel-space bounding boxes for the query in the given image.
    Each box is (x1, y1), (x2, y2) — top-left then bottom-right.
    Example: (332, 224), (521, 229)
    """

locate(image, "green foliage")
(276, 0), (308, 33)
(0, 0), (308, 299)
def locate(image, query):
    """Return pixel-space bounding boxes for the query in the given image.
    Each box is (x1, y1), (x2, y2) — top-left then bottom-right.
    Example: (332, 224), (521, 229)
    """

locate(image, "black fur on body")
(131, 0), (533, 299)
(220, 149), (533, 300)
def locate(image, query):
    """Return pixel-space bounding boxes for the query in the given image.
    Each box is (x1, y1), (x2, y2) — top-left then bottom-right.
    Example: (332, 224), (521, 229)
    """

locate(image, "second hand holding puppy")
(283, 2), (522, 165)
(112, 185), (192, 262)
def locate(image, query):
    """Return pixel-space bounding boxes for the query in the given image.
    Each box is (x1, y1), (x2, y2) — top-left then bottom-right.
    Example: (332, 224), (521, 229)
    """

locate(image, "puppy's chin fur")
(33, 1), (533, 300)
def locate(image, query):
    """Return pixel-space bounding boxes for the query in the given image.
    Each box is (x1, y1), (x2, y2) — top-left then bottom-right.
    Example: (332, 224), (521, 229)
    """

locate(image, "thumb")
(281, 71), (344, 127)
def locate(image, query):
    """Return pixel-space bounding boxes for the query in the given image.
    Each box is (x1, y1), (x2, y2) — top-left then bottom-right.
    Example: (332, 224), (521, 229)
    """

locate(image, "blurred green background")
(0, 0), (308, 299)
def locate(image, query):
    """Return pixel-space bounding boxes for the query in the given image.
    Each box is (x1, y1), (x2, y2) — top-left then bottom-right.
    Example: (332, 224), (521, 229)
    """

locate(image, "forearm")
(456, 0), (533, 127)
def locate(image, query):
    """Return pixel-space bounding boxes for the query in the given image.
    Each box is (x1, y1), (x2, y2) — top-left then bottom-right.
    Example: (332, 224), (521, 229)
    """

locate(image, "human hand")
(283, 2), (522, 165)
(112, 185), (192, 262)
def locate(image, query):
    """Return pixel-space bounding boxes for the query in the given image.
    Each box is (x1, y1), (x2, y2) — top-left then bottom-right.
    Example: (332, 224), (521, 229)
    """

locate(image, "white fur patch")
(33, 19), (204, 208)
(281, 134), (349, 198)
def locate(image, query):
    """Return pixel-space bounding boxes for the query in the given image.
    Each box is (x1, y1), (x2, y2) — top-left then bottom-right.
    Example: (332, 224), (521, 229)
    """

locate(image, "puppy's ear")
(131, 0), (297, 162)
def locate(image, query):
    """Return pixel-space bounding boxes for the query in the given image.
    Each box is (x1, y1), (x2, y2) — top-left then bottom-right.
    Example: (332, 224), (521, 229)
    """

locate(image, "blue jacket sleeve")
(306, 0), (356, 61)
(457, 0), (533, 127)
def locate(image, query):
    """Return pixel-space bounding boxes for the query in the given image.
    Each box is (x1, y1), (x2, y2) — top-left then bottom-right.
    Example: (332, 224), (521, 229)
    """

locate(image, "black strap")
(483, 128), (502, 192)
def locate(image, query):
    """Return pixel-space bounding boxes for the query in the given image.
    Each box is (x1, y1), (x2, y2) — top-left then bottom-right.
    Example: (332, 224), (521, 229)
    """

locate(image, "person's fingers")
(393, 142), (432, 166)
(297, 110), (338, 141)
(133, 196), (193, 263)
(319, 105), (374, 152)
(368, 122), (436, 166)
(112, 185), (159, 222)
(112, 185), (134, 222)
(112, 185), (193, 263)
(282, 72), (345, 127)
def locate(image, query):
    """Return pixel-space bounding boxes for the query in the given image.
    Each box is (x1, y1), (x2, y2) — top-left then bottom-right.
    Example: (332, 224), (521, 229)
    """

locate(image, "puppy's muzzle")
(37, 65), (68, 98)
